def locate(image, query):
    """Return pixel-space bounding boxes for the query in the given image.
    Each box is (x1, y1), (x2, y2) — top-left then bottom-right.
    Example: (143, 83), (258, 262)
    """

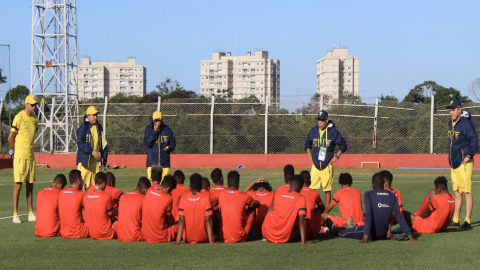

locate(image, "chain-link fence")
(0, 96), (477, 155)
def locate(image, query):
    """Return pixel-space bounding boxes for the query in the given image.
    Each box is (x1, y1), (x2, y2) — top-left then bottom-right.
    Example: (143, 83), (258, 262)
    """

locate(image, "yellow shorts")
(14, 158), (36, 183)
(451, 159), (473, 193)
(147, 166), (170, 182)
(309, 164), (333, 191)
(78, 159), (99, 188)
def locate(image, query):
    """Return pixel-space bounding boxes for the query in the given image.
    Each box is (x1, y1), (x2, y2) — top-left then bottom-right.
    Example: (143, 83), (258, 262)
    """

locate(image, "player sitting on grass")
(105, 172), (123, 219)
(300, 170), (326, 240)
(35, 174), (67, 237)
(59, 169), (89, 239)
(142, 175), (178, 243)
(210, 168), (227, 199)
(262, 175), (311, 246)
(380, 170), (404, 237)
(83, 172), (117, 240)
(243, 178), (273, 239)
(202, 177), (211, 192)
(332, 173), (421, 243)
(276, 164), (294, 193)
(171, 173), (218, 245)
(321, 173), (363, 228)
(402, 176), (455, 234)
(171, 170), (190, 221)
(216, 171), (260, 243)
(117, 177), (151, 242)
(149, 165), (163, 190)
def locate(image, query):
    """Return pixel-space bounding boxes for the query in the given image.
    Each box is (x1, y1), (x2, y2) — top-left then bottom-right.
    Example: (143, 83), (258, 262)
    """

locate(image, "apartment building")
(73, 57), (146, 100)
(200, 50), (280, 103)
(317, 47), (359, 100)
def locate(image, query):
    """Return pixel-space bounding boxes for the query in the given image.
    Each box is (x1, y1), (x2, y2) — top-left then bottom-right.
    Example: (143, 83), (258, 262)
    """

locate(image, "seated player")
(105, 172), (124, 218)
(202, 177), (211, 192)
(276, 164), (294, 193)
(334, 173), (421, 243)
(35, 174), (67, 237)
(117, 177), (151, 242)
(216, 171), (260, 243)
(59, 169), (89, 239)
(402, 176), (455, 234)
(149, 165), (163, 190)
(142, 175), (178, 243)
(83, 172), (117, 240)
(380, 170), (404, 236)
(171, 173), (217, 245)
(243, 178), (274, 239)
(321, 173), (363, 228)
(262, 175), (311, 246)
(171, 170), (190, 221)
(209, 168), (227, 199)
(300, 170), (325, 240)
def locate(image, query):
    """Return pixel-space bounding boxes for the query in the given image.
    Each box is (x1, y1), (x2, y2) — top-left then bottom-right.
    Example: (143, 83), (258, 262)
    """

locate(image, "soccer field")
(0, 167), (479, 269)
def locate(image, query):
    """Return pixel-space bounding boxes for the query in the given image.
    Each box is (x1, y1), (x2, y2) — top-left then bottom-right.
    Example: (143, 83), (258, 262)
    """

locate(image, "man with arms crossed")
(305, 110), (347, 208)
(446, 99), (478, 229)
(9, 95), (39, 223)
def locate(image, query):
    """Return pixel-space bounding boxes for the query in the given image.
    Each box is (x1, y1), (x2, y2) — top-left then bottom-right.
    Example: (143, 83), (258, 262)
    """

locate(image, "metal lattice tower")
(31, 0), (79, 153)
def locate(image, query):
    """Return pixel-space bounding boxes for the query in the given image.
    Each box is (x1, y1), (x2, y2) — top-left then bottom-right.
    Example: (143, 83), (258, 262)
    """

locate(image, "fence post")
(373, 98), (379, 149)
(265, 96), (269, 154)
(157, 96), (161, 111)
(50, 97), (55, 152)
(103, 96), (108, 135)
(210, 97), (215, 154)
(430, 95), (435, 154)
(0, 99), (2, 151)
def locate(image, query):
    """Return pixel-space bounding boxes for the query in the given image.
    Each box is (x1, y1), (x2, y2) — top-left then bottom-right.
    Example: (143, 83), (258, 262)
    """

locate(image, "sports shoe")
(12, 215), (21, 224)
(28, 213), (36, 222)
(449, 220), (460, 227)
(460, 221), (472, 229)
(347, 216), (355, 228)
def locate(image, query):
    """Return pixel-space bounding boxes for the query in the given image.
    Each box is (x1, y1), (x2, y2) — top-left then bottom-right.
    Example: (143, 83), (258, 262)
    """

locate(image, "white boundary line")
(0, 214), (28, 220)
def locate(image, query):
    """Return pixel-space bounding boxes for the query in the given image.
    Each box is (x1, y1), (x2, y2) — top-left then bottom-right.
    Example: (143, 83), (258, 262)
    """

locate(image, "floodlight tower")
(31, 0), (79, 153)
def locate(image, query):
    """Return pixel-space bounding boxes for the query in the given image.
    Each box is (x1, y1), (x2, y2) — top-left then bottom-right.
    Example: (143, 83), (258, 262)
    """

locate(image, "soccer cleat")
(392, 227), (404, 234)
(460, 221), (472, 229)
(12, 215), (21, 224)
(347, 216), (355, 228)
(28, 213), (36, 222)
(448, 220), (460, 227)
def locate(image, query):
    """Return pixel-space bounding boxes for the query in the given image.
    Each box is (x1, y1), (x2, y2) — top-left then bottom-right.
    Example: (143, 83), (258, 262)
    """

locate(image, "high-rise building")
(317, 47), (359, 100)
(73, 57), (146, 100)
(200, 50), (280, 103)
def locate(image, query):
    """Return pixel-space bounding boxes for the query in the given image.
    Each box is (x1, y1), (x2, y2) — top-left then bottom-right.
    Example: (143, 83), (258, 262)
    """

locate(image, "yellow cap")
(25, 95), (38, 105)
(86, 106), (99, 115)
(152, 111), (162, 121)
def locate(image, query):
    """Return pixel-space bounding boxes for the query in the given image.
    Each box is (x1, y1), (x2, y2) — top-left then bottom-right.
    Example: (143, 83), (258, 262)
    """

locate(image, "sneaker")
(28, 213), (36, 222)
(325, 218), (335, 232)
(449, 220), (460, 227)
(392, 227), (404, 234)
(460, 221), (472, 229)
(262, 237), (267, 242)
(12, 215), (21, 224)
(347, 216), (355, 228)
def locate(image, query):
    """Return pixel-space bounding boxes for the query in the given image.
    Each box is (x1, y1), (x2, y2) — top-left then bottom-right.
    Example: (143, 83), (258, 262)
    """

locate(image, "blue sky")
(1, 0), (480, 104)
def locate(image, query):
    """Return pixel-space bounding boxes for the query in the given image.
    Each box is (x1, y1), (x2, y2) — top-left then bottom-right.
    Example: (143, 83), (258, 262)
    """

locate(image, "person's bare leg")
(26, 183), (34, 213)
(453, 191), (463, 221)
(465, 192), (473, 220)
(13, 183), (22, 214)
(324, 191), (331, 209)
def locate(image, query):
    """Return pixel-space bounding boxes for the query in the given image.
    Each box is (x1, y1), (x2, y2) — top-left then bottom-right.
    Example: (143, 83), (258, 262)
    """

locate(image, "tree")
(402, 81), (471, 104)
(379, 94), (398, 104)
(5, 85), (29, 107)
(155, 77), (198, 99)
(338, 91), (363, 104)
(0, 68), (6, 84)
(468, 78), (480, 102)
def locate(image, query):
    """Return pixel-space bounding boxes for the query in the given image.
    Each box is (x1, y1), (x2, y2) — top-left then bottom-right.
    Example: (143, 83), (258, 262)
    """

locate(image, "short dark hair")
(284, 164), (295, 181)
(106, 172), (115, 186)
(227, 170), (240, 188)
(161, 175), (177, 190)
(372, 172), (384, 187)
(53, 174), (67, 187)
(95, 172), (107, 185)
(339, 173), (353, 186)
(300, 170), (311, 186)
(210, 168), (223, 185)
(290, 175), (305, 190)
(252, 181), (273, 192)
(151, 165), (163, 183)
(68, 169), (82, 185)
(173, 170), (185, 184)
(190, 173), (203, 192)
(137, 177), (151, 190)
(434, 176), (448, 190)
(380, 170), (393, 184)
(202, 177), (210, 190)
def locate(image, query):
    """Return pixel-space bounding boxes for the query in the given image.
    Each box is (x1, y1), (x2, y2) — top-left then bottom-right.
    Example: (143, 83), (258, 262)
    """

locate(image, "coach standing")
(144, 111), (176, 181)
(9, 95), (39, 224)
(76, 106), (108, 189)
(305, 110), (347, 208)
(447, 99), (478, 229)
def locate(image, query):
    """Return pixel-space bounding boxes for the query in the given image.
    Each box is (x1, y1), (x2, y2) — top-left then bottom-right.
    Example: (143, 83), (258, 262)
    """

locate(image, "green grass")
(1, 167), (479, 269)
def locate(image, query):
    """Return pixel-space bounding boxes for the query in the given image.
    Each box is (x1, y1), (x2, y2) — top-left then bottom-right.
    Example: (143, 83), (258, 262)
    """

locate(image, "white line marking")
(0, 214), (28, 220)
